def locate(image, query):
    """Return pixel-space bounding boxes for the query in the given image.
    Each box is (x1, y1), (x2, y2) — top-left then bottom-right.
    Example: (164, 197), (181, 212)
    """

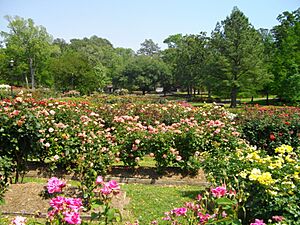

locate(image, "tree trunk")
(30, 58), (35, 90)
(230, 86), (238, 108)
(208, 88), (212, 100)
(266, 91), (269, 105)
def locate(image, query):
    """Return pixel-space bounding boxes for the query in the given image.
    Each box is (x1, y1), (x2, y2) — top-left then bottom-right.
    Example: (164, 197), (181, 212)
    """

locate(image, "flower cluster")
(47, 177), (66, 194)
(162, 185), (240, 224)
(10, 216), (26, 225)
(48, 196), (83, 224)
(93, 176), (120, 196)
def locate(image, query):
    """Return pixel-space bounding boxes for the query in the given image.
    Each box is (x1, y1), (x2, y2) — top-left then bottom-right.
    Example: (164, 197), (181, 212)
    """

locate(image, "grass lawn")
(122, 183), (202, 224)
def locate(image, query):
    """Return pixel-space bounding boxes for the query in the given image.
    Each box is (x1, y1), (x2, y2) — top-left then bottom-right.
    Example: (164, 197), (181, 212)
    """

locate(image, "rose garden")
(0, 93), (299, 225)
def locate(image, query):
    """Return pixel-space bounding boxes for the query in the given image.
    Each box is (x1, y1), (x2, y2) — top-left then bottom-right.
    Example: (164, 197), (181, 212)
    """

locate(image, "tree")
(271, 8), (300, 102)
(0, 15), (56, 88)
(48, 51), (108, 94)
(164, 33), (209, 95)
(120, 55), (169, 94)
(210, 7), (267, 107)
(137, 39), (161, 56)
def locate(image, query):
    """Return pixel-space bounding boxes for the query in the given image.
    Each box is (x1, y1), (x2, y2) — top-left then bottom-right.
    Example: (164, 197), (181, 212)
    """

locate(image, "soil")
(0, 166), (207, 218)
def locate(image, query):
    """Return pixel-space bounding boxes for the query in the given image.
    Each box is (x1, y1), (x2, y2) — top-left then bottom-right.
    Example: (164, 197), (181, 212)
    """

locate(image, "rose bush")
(201, 144), (300, 224)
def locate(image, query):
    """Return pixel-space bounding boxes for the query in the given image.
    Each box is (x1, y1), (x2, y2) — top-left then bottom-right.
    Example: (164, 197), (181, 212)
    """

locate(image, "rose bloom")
(11, 216), (26, 225)
(47, 177), (66, 194)
(250, 219), (266, 225)
(96, 176), (104, 185)
(172, 207), (187, 216)
(211, 186), (227, 198)
(63, 211), (81, 225)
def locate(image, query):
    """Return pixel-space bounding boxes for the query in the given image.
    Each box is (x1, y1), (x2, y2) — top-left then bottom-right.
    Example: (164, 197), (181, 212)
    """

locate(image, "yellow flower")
(268, 161), (282, 169)
(246, 151), (261, 162)
(267, 190), (278, 196)
(275, 144), (293, 154)
(249, 168), (261, 181)
(257, 172), (275, 186)
(285, 155), (296, 163)
(239, 170), (248, 179)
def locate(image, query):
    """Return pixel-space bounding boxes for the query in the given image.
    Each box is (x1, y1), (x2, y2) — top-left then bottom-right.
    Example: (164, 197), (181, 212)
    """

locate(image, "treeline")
(0, 7), (299, 107)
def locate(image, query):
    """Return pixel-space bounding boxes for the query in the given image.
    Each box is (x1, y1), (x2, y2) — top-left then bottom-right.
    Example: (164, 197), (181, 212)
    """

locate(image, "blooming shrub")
(238, 105), (300, 154)
(162, 184), (242, 224)
(45, 176), (122, 224)
(201, 144), (300, 224)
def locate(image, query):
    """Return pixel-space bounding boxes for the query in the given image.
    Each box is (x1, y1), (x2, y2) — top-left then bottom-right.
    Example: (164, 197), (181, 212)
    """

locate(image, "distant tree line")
(0, 7), (299, 107)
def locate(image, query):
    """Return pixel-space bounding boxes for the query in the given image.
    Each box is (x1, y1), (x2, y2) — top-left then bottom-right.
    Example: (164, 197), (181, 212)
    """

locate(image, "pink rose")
(63, 211), (81, 225)
(11, 216), (26, 225)
(211, 186), (227, 198)
(172, 207), (187, 216)
(47, 177), (66, 194)
(96, 176), (104, 185)
(250, 219), (266, 225)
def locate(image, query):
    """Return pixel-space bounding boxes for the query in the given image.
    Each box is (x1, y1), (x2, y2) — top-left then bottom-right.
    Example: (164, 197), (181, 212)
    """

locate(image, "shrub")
(238, 106), (300, 154)
(201, 144), (300, 224)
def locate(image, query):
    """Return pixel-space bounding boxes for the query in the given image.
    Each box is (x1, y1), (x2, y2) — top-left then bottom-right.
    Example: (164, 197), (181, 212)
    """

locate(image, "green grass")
(122, 183), (203, 224)
(113, 155), (157, 167)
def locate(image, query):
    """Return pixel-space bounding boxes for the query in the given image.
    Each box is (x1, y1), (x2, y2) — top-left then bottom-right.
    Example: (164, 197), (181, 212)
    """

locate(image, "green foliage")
(210, 7), (268, 107)
(0, 155), (13, 202)
(0, 15), (57, 87)
(271, 8), (300, 102)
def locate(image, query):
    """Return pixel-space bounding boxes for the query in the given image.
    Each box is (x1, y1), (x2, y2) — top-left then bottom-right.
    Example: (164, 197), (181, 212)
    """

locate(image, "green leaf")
(215, 197), (234, 205)
(90, 212), (99, 220)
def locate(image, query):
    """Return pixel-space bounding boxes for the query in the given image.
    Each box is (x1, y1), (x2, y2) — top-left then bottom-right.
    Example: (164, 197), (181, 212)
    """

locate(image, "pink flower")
(222, 211), (227, 218)
(47, 177), (66, 194)
(11, 216), (26, 225)
(171, 207), (187, 216)
(96, 176), (104, 185)
(50, 196), (65, 210)
(198, 212), (211, 223)
(101, 184), (112, 195)
(176, 155), (182, 161)
(211, 186), (227, 198)
(107, 180), (120, 194)
(272, 216), (284, 222)
(63, 211), (81, 224)
(135, 139), (141, 144)
(44, 142), (50, 148)
(64, 198), (82, 212)
(250, 219), (266, 225)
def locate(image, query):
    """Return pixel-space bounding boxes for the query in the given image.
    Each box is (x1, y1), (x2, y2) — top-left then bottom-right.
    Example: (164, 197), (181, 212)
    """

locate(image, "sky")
(0, 0), (299, 51)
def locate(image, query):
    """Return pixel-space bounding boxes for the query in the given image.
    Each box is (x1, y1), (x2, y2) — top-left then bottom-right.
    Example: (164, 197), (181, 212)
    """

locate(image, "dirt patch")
(0, 183), (130, 218)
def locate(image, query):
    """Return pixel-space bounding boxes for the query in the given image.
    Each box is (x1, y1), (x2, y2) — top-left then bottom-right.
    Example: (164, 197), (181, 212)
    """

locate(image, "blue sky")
(0, 0), (299, 51)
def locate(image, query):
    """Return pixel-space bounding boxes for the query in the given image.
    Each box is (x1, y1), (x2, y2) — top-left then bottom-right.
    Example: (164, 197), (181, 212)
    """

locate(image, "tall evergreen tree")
(211, 7), (266, 107)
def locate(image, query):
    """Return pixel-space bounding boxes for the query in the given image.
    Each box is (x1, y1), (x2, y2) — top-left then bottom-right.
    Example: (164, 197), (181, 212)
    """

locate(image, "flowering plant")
(89, 176), (122, 224)
(201, 144), (299, 224)
(162, 184), (242, 224)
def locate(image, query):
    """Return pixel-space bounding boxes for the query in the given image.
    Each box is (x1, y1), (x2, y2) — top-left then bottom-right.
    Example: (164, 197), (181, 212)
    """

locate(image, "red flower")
(269, 133), (276, 141)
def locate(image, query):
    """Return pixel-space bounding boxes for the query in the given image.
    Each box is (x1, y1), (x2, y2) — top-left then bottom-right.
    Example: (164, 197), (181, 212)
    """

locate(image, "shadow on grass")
(180, 189), (203, 200)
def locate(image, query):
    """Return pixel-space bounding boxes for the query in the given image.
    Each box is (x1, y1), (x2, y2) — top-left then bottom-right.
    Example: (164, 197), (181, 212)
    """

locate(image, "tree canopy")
(1, 7), (299, 106)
